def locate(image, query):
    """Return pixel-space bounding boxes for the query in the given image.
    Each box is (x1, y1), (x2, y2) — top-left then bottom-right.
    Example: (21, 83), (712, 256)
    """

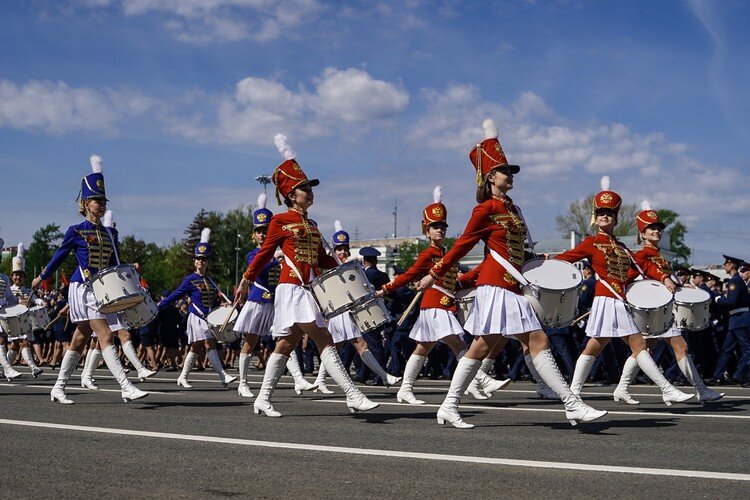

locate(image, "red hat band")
(273, 159), (311, 205)
(422, 202), (447, 231)
(637, 210), (665, 233)
(470, 138), (511, 186)
(593, 190), (622, 213)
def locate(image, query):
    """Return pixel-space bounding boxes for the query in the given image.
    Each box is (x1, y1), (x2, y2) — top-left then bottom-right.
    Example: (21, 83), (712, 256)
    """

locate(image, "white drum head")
(0, 304), (29, 317)
(626, 280), (673, 308)
(521, 258), (582, 290)
(206, 305), (238, 327)
(673, 287), (710, 305)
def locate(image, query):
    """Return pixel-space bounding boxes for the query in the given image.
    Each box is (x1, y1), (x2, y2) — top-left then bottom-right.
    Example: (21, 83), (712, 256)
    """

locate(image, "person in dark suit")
(356, 247), (390, 385)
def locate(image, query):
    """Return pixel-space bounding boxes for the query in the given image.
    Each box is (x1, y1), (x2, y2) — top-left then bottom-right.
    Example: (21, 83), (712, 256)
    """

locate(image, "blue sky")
(1, 0), (748, 265)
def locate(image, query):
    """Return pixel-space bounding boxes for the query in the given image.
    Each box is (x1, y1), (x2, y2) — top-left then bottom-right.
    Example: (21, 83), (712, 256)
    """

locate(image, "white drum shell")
(454, 288), (476, 326)
(206, 305), (240, 343)
(350, 298), (391, 333)
(118, 294), (159, 329)
(521, 259), (582, 327)
(311, 261), (374, 318)
(625, 280), (674, 336)
(673, 287), (711, 332)
(0, 304), (32, 337)
(28, 306), (51, 330)
(90, 264), (146, 313)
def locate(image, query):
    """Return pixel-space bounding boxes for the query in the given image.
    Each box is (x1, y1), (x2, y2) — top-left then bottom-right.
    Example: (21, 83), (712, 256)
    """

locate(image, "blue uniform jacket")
(159, 273), (221, 317)
(246, 249), (280, 303)
(716, 273), (750, 330)
(578, 277), (596, 313)
(39, 220), (119, 283)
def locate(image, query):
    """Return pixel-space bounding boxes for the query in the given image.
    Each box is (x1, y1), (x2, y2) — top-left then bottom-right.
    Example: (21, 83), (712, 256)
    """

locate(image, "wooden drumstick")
(397, 290), (424, 327)
(219, 299), (240, 334)
(570, 310), (591, 325)
(44, 314), (64, 331)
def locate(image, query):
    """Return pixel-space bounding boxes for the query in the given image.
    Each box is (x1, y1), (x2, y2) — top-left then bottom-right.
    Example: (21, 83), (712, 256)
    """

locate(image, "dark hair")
(363, 256), (378, 266)
(283, 192), (294, 207)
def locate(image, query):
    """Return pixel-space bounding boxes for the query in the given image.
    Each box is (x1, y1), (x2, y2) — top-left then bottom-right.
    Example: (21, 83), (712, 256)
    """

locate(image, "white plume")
(433, 185), (442, 203)
(90, 155), (103, 173)
(641, 200), (652, 211)
(482, 118), (498, 139)
(257, 192), (267, 210)
(334, 220), (343, 232)
(200, 228), (211, 244)
(274, 133), (296, 160)
(600, 175), (611, 191)
(17, 242), (24, 257)
(102, 210), (114, 228)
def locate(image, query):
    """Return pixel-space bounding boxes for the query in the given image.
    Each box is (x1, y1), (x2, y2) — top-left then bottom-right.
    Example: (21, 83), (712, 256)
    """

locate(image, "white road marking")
(0, 418), (747, 482)
(0, 383), (169, 395)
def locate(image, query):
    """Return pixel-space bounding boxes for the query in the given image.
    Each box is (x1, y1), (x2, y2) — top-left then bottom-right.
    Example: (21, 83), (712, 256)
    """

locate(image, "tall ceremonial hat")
(591, 176), (622, 225)
(194, 228), (212, 258)
(636, 200), (665, 233)
(12, 243), (25, 274)
(469, 118), (520, 186)
(332, 220), (350, 248)
(253, 192), (273, 228)
(80, 155), (108, 200)
(422, 186), (448, 233)
(271, 134), (319, 205)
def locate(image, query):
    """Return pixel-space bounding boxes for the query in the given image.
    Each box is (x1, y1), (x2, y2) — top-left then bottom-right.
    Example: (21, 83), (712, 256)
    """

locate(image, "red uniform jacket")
(429, 197), (528, 294)
(555, 232), (668, 299)
(243, 208), (337, 286)
(635, 244), (673, 278)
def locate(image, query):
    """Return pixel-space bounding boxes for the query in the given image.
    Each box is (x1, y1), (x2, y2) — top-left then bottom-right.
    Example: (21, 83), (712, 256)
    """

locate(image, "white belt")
(730, 307), (749, 315)
(253, 281), (271, 293)
(431, 284), (455, 299)
(488, 248), (529, 286)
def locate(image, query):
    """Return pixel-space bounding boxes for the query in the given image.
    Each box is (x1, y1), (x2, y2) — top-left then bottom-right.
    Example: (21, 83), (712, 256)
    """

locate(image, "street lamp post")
(255, 175), (273, 193)
(234, 232), (241, 286)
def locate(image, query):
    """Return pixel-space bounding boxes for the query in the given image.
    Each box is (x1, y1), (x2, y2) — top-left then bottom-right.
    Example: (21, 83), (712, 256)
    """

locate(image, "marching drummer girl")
(610, 202), (723, 404)
(158, 228), (238, 389)
(234, 192), (316, 398)
(554, 178), (694, 406)
(235, 134), (378, 417)
(377, 187), (509, 405)
(8, 243), (45, 377)
(0, 236), (23, 381)
(79, 210), (157, 391)
(313, 220), (402, 394)
(30, 155), (148, 404)
(416, 119), (606, 428)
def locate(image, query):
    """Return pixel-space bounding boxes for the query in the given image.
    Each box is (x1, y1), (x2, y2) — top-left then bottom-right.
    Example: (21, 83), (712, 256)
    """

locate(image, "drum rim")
(522, 282), (581, 293)
(350, 297), (386, 313)
(626, 298), (675, 313)
(311, 259), (365, 284)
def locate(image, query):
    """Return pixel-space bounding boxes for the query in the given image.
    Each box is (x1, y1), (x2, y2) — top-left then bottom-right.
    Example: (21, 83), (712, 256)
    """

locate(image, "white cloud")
(0, 79), (156, 134)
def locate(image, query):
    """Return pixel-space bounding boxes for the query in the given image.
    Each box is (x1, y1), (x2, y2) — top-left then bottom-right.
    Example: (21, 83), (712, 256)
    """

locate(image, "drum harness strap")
(594, 242), (648, 303)
(488, 248), (530, 286)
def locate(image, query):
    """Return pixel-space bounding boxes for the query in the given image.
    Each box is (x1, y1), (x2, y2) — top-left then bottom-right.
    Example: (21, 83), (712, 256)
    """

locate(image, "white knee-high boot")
(635, 351), (694, 406)
(253, 352), (287, 417)
(320, 346), (378, 413)
(524, 354), (558, 399)
(178, 351), (197, 388)
(397, 354), (426, 404)
(313, 362), (334, 394)
(0, 344), (22, 381)
(122, 341), (156, 381)
(533, 349), (607, 426)
(570, 354), (596, 396)
(207, 349), (237, 387)
(51, 350), (81, 404)
(677, 355), (724, 403)
(237, 353), (254, 398)
(473, 357), (511, 397)
(361, 349), (401, 387)
(80, 348), (101, 390)
(613, 356), (640, 404)
(286, 353), (316, 394)
(21, 347), (43, 377)
(437, 357), (479, 429)
(101, 345), (148, 402)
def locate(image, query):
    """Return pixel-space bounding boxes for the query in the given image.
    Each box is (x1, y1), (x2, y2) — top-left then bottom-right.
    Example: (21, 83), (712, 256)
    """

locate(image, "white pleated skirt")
(465, 285), (542, 337)
(272, 284), (326, 337)
(328, 312), (361, 343)
(68, 282), (119, 325)
(409, 308), (464, 343)
(234, 300), (274, 336)
(585, 296), (639, 338)
(187, 312), (214, 344)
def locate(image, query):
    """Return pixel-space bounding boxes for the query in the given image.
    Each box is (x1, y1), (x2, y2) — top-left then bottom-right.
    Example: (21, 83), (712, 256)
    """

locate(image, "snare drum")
(0, 304), (32, 339)
(625, 280), (674, 336)
(454, 288), (476, 326)
(90, 264), (146, 313)
(118, 294), (159, 329)
(673, 287), (711, 331)
(350, 298), (392, 333)
(311, 260), (374, 318)
(521, 258), (582, 327)
(206, 305), (240, 343)
(28, 306), (51, 330)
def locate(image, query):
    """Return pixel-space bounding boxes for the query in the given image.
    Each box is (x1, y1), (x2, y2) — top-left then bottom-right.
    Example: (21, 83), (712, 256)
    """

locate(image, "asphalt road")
(2, 367), (749, 498)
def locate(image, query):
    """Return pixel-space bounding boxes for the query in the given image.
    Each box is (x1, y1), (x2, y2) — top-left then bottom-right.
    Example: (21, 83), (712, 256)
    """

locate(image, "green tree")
(656, 209), (691, 264)
(25, 224), (64, 277)
(396, 240), (428, 269)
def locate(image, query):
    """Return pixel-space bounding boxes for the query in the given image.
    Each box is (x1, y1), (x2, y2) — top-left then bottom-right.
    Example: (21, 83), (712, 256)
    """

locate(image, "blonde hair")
(78, 198), (87, 216)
